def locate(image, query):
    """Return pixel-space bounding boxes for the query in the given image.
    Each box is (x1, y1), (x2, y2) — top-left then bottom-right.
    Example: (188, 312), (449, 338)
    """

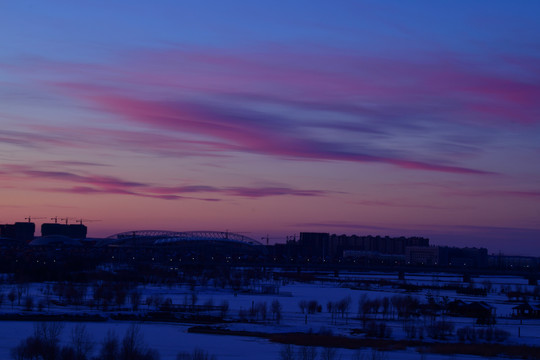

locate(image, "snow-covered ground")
(0, 320), (494, 360)
(0, 271), (539, 359)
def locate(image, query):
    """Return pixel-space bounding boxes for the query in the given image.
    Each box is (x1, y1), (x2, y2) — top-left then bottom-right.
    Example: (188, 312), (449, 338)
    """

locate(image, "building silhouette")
(0, 222), (35, 242)
(41, 223), (87, 239)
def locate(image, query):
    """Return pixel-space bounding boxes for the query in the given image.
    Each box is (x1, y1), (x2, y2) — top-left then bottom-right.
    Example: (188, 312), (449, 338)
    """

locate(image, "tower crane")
(262, 234), (290, 245)
(24, 216), (45, 223)
(76, 219), (102, 225)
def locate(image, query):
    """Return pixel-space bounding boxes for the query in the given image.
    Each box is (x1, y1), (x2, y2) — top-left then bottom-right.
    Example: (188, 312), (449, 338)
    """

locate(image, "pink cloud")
(446, 189), (540, 199)
(223, 187), (325, 198)
(2, 164), (326, 200)
(48, 186), (189, 201)
(19, 169), (145, 188)
(9, 47), (540, 176)
(144, 185), (329, 198)
(10, 47), (540, 128)
(353, 200), (470, 210)
(18, 123), (234, 159)
(119, 48), (540, 124)
(73, 93), (492, 175)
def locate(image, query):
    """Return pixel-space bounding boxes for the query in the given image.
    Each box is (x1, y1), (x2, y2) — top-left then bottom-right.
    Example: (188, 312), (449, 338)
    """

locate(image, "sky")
(1, 1), (539, 255)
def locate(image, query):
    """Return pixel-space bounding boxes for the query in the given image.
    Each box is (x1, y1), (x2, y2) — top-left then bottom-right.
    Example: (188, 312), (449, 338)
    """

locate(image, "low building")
(447, 300), (495, 323)
(343, 250), (405, 265)
(406, 246), (439, 265)
(512, 303), (540, 318)
(29, 235), (82, 247)
(438, 246), (488, 268)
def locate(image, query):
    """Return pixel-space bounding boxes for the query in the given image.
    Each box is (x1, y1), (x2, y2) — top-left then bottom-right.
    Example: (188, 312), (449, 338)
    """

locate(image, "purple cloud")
(2, 164), (326, 200)
(353, 200), (471, 210)
(224, 187), (326, 198)
(74, 93), (493, 175)
(445, 189), (540, 200)
(9, 46), (540, 176)
(292, 222), (399, 233)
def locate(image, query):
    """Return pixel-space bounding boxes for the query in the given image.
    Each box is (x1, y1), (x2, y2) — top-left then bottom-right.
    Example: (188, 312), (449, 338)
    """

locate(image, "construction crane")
(76, 219), (102, 225)
(50, 216), (59, 224)
(262, 234), (289, 245)
(24, 216), (45, 223)
(286, 234), (297, 242)
(60, 217), (71, 225)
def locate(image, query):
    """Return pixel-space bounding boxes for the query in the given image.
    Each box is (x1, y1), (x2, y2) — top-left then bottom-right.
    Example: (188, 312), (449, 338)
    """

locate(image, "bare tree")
(71, 324), (94, 360)
(351, 349), (387, 360)
(16, 322), (65, 360)
(298, 346), (317, 360)
(120, 324), (160, 360)
(299, 300), (308, 314)
(152, 295), (163, 310)
(320, 347), (340, 360)
(271, 299), (282, 324)
(280, 344), (296, 360)
(482, 280), (493, 293)
(16, 284), (27, 306)
(203, 297), (214, 311)
(337, 296), (351, 322)
(369, 349), (387, 360)
(145, 296), (153, 310)
(121, 324), (143, 359)
(176, 348), (217, 360)
(44, 284), (52, 311)
(357, 294), (368, 319)
(220, 300), (229, 318)
(190, 292), (198, 308)
(307, 300), (319, 314)
(8, 288), (15, 309)
(381, 297), (390, 319)
(130, 290), (142, 311)
(98, 330), (119, 360)
(427, 320), (454, 340)
(327, 301), (337, 325)
(115, 287), (127, 310)
(24, 297), (33, 312)
(254, 302), (268, 321)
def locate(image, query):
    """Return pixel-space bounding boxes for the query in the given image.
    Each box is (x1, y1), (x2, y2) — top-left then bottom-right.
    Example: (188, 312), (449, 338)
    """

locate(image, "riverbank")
(189, 325), (540, 359)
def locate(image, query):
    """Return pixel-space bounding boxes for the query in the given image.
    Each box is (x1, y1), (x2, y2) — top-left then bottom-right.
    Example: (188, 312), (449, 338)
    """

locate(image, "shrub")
(307, 300), (319, 314)
(456, 326), (510, 343)
(457, 326), (476, 342)
(365, 321), (392, 338)
(494, 329), (510, 342)
(177, 348), (217, 360)
(427, 321), (454, 340)
(24, 297), (34, 311)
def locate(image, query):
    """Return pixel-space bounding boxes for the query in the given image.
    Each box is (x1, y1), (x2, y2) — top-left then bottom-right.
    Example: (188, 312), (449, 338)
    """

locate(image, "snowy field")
(0, 321), (494, 360)
(0, 271), (539, 359)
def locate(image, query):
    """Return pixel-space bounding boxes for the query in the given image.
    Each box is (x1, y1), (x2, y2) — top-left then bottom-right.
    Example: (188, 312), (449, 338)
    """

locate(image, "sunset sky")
(1, 1), (539, 255)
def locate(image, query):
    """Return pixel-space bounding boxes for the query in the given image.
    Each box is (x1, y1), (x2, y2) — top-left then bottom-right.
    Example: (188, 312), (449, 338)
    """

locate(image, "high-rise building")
(0, 222), (35, 242)
(41, 223), (87, 239)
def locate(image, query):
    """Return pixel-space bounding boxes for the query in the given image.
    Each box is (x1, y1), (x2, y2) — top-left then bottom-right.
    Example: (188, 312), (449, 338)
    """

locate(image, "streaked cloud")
(0, 164), (327, 200)
(1, 1), (539, 253)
